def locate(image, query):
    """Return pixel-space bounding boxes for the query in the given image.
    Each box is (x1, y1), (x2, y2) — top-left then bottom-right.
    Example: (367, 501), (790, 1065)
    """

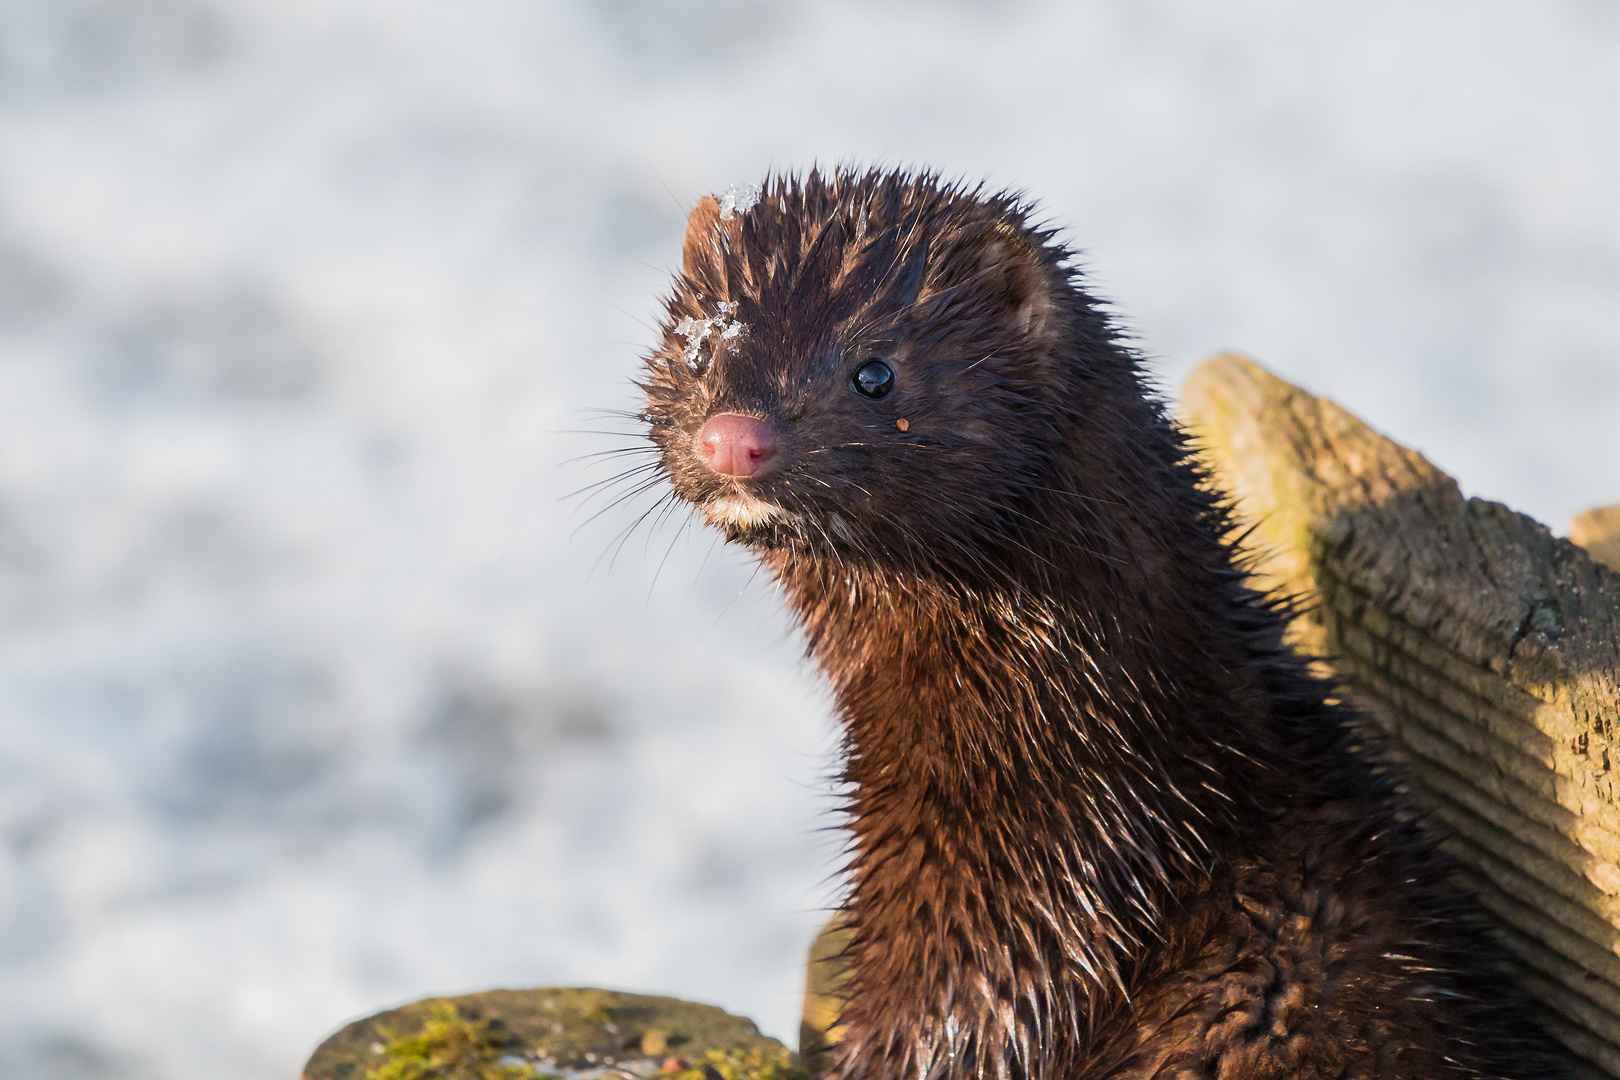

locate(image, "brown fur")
(639, 170), (1569, 1079)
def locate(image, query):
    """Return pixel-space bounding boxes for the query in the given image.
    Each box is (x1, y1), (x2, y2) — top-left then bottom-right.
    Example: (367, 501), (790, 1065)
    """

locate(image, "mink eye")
(851, 359), (895, 400)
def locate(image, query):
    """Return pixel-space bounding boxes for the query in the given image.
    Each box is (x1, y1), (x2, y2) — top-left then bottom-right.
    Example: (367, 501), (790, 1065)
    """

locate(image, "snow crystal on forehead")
(718, 183), (761, 220)
(674, 304), (746, 366)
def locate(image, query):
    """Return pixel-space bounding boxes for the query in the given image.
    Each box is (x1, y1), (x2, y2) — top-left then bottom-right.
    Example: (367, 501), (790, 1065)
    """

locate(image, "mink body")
(640, 171), (1569, 1079)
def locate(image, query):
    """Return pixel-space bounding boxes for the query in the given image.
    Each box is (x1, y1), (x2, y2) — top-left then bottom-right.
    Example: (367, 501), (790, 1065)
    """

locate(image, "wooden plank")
(1181, 353), (1620, 1076)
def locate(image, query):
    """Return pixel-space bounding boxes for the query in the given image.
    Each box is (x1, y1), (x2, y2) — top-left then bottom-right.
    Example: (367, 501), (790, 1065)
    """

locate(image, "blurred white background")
(0, 1), (1615, 1076)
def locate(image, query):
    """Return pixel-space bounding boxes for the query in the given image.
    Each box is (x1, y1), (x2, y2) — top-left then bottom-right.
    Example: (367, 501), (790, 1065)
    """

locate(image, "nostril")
(697, 413), (780, 478)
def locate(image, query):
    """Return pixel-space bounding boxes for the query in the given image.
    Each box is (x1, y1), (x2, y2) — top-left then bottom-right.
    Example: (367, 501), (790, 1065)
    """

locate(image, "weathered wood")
(1575, 507), (1620, 573)
(1181, 352), (1620, 1077)
(799, 912), (853, 1078)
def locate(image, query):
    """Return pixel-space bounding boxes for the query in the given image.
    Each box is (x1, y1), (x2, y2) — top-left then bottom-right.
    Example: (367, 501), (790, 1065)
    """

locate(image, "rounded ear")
(920, 221), (1056, 345)
(976, 225), (1053, 340)
(682, 195), (722, 281)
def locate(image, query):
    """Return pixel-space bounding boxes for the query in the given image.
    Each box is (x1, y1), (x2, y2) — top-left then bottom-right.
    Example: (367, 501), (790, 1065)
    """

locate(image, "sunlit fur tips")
(635, 168), (1571, 1080)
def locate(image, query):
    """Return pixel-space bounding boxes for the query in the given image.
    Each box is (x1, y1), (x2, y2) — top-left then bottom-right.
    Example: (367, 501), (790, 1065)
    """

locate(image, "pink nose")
(697, 413), (780, 478)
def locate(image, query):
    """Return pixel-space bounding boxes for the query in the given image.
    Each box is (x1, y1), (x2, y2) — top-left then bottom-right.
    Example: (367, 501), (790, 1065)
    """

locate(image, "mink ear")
(976, 226), (1053, 340)
(682, 196), (722, 281)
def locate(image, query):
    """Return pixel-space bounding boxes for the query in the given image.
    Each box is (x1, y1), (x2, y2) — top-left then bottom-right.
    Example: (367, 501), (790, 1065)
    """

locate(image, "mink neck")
(772, 416), (1284, 1073)
(785, 490), (1270, 872)
(782, 423), (1273, 875)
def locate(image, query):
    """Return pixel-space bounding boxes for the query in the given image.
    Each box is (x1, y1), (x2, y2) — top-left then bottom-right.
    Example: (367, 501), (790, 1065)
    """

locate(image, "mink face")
(641, 172), (1103, 576)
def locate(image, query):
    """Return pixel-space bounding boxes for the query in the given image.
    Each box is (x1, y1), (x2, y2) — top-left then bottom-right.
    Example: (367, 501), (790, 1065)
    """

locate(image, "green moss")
(578, 1000), (615, 1027)
(366, 1000), (533, 1080)
(304, 988), (794, 1080)
(661, 1045), (809, 1080)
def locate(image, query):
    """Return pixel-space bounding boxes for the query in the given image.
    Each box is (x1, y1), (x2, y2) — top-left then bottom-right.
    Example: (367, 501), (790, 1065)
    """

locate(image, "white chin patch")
(705, 493), (794, 530)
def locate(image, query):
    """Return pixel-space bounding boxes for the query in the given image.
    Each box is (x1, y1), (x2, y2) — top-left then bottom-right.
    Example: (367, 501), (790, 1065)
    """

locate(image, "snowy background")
(0, 1), (1616, 1077)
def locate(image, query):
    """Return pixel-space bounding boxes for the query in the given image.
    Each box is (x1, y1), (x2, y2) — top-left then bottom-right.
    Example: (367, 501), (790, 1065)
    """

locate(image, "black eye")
(851, 359), (895, 400)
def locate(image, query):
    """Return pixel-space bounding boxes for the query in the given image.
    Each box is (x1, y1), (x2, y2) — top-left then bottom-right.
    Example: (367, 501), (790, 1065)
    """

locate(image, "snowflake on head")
(717, 183), (760, 221)
(674, 301), (745, 369)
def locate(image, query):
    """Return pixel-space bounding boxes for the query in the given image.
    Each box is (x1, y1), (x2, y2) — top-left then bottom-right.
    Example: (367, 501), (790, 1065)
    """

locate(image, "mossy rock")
(302, 987), (805, 1080)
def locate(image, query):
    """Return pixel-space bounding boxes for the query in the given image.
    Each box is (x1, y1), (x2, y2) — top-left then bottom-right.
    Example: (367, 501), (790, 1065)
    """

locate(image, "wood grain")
(1182, 353), (1620, 1076)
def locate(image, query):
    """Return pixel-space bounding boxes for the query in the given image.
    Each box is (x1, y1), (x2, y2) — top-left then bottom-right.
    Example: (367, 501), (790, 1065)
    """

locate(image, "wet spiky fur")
(639, 170), (1569, 1079)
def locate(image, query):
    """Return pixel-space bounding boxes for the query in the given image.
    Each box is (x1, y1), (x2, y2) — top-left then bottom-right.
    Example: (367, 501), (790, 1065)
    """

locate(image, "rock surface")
(1182, 353), (1620, 1078)
(303, 987), (799, 1080)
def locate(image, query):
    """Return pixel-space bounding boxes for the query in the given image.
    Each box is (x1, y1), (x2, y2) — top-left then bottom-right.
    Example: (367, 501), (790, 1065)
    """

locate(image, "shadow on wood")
(1182, 353), (1620, 1078)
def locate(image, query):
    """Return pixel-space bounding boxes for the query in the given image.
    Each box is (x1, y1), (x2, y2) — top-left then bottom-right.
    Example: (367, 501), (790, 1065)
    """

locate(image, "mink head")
(642, 169), (1124, 576)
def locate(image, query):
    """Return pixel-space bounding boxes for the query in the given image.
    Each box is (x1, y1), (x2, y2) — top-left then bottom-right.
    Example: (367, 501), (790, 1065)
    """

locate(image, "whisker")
(799, 439), (945, 454)
(1026, 483), (1122, 509)
(647, 164), (687, 217)
(646, 492), (688, 555)
(646, 508), (691, 605)
(569, 474), (668, 536)
(548, 428), (653, 438)
(961, 349), (1001, 374)
(710, 561), (765, 630)
(608, 303), (658, 333)
(693, 531), (723, 592)
(560, 446), (661, 467)
(596, 489), (677, 576)
(560, 461), (663, 505)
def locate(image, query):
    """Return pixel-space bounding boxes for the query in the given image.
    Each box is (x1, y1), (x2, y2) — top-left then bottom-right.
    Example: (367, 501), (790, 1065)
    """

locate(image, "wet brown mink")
(638, 170), (1570, 1079)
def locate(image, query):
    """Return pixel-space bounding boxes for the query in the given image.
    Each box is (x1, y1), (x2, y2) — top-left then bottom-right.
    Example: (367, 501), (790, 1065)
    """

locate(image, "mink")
(638, 170), (1571, 1079)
